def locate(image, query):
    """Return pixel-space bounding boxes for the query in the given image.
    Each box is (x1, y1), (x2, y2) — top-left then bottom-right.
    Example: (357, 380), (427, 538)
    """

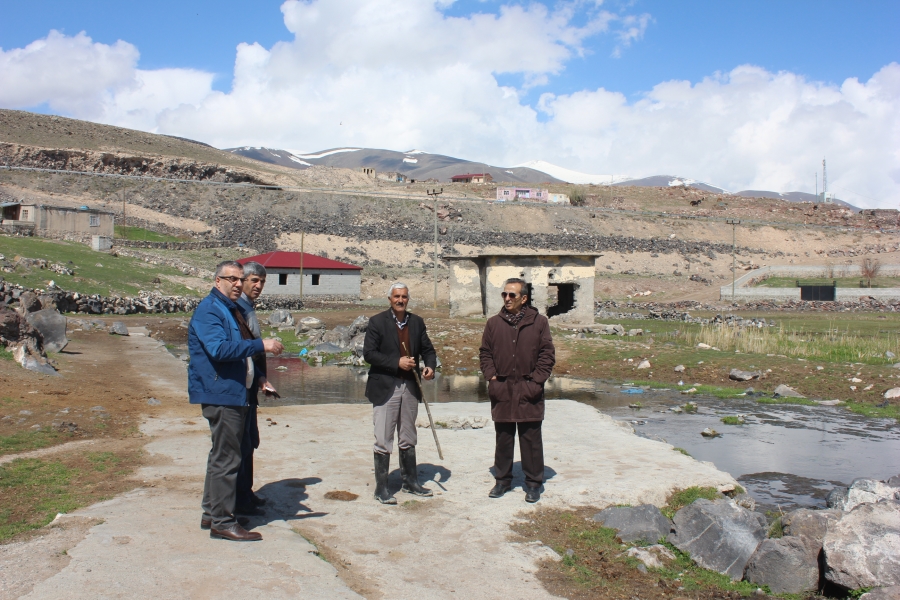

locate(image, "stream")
(188, 351), (900, 514)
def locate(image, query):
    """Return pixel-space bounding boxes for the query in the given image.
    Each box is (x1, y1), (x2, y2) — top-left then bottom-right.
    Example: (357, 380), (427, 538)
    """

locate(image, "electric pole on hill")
(427, 188), (443, 309)
(726, 219), (740, 303)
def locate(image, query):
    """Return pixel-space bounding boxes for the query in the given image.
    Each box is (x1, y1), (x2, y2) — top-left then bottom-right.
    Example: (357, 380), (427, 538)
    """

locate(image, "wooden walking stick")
(402, 342), (444, 460)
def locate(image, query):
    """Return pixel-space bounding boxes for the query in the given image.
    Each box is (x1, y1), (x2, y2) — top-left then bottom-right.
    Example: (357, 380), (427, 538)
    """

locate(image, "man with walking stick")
(364, 282), (438, 505)
(480, 278), (555, 503)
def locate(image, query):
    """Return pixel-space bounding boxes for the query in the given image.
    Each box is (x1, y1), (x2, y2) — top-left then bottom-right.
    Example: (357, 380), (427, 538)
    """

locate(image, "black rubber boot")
(399, 447), (433, 497)
(374, 452), (397, 505)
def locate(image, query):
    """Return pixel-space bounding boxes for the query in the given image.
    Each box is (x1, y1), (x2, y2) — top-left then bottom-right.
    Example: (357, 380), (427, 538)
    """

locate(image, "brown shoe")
(210, 523), (262, 541)
(201, 516), (249, 530)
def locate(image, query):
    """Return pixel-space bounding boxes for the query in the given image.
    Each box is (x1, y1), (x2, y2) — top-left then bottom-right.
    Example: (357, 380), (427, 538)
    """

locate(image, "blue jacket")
(188, 288), (265, 406)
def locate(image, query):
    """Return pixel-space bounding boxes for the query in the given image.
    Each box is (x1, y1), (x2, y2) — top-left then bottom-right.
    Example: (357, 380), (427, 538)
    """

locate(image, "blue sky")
(0, 0), (898, 205)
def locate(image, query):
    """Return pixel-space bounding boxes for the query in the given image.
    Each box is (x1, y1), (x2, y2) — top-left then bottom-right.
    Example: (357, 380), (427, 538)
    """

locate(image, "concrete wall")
(720, 264), (900, 302)
(35, 206), (114, 237)
(448, 258), (484, 317)
(263, 268), (360, 298)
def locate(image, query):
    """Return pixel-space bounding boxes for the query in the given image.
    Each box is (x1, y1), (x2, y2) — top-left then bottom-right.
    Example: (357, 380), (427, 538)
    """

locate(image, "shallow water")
(245, 356), (900, 512)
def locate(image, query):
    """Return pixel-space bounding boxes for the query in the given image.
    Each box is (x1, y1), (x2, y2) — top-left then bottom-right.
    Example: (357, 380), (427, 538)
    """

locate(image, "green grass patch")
(756, 397), (818, 406)
(0, 458), (78, 541)
(673, 447), (691, 457)
(662, 486), (720, 519)
(114, 225), (185, 243)
(0, 429), (63, 456)
(655, 542), (766, 594)
(0, 346), (13, 361)
(0, 235), (199, 297)
(843, 400), (900, 422)
(86, 451), (121, 472)
(720, 416), (745, 425)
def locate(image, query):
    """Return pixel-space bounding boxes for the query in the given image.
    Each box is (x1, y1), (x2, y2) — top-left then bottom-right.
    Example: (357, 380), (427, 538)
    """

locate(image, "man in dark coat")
(363, 282), (437, 505)
(479, 278), (555, 503)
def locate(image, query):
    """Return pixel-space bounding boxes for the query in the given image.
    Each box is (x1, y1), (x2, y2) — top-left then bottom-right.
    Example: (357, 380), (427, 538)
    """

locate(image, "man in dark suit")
(363, 282), (437, 505)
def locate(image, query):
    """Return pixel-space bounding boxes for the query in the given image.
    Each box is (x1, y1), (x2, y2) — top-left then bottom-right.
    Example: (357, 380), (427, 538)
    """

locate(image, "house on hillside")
(238, 251), (361, 301)
(375, 171), (408, 183)
(548, 193), (570, 204)
(451, 173), (493, 184)
(0, 202), (115, 239)
(495, 187), (549, 202)
(445, 253), (598, 323)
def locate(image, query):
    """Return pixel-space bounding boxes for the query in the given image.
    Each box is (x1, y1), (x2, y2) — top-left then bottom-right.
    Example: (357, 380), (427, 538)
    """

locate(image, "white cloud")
(0, 2), (897, 208)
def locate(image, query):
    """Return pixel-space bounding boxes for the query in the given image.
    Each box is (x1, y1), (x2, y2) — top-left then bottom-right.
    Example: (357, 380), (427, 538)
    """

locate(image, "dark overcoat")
(363, 309), (437, 405)
(479, 306), (555, 422)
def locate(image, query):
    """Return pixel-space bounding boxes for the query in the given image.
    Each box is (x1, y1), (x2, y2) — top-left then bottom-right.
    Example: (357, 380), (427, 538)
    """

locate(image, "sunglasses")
(217, 276), (246, 284)
(501, 292), (523, 299)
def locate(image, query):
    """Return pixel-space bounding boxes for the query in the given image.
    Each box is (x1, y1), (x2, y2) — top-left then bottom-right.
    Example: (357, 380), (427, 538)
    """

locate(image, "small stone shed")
(446, 253), (598, 322)
(1, 202), (115, 238)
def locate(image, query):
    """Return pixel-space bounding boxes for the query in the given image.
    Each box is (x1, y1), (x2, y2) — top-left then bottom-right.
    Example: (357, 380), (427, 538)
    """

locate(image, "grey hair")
(242, 261), (266, 277)
(215, 260), (244, 278)
(504, 278), (529, 296)
(388, 281), (409, 296)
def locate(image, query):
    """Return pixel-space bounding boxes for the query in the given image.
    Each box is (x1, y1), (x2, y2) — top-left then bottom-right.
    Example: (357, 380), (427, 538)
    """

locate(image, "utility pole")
(726, 219), (740, 303)
(427, 187), (443, 309)
(121, 190), (126, 238)
(299, 232), (304, 303)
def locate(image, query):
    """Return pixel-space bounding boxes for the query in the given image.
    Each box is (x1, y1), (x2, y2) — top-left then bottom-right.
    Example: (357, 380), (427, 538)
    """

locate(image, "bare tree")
(861, 258), (881, 288)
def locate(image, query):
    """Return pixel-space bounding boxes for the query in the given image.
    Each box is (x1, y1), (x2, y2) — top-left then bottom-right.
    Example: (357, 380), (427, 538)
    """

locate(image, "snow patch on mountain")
(514, 160), (629, 185)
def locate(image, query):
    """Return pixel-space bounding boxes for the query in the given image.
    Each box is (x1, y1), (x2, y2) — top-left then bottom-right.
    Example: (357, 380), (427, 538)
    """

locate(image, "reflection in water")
(262, 358), (900, 512)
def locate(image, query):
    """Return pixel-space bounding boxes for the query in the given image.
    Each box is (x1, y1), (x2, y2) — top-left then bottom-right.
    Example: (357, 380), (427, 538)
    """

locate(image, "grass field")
(756, 276), (900, 288)
(0, 235), (199, 297)
(114, 225), (186, 243)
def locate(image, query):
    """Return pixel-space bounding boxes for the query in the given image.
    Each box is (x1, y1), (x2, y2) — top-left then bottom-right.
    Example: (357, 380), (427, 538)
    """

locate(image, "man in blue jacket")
(190, 261), (283, 541)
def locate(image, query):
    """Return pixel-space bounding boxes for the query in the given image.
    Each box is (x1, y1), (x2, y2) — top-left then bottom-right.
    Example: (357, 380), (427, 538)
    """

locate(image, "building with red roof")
(238, 251), (361, 299)
(450, 173), (493, 184)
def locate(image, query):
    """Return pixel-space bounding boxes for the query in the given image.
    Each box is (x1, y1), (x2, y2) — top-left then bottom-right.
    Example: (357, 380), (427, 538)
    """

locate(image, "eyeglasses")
(217, 276), (246, 284)
(501, 292), (522, 299)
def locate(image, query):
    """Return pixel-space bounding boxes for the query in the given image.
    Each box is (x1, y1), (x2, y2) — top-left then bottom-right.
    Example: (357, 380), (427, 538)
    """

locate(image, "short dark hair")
(215, 260), (244, 278)
(503, 278), (528, 297)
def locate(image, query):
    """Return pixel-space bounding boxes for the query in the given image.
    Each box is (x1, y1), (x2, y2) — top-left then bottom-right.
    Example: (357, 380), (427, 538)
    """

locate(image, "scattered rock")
(108, 321), (130, 336)
(625, 545), (675, 569)
(773, 384), (804, 398)
(884, 388), (900, 400)
(701, 428), (721, 438)
(674, 364), (685, 372)
(147, 398), (161, 406)
(823, 500), (900, 589)
(627, 328), (643, 336)
(26, 309), (68, 353)
(859, 586), (900, 600)
(268, 309), (294, 327)
(667, 498), (767, 581)
(17, 291), (43, 313)
(729, 368), (761, 381)
(348, 315), (369, 337)
(592, 504), (672, 544)
(827, 478), (900, 512)
(697, 342), (711, 349)
(745, 536), (820, 593)
(636, 359), (651, 369)
(313, 342), (344, 354)
(782, 508), (843, 552)
(295, 316), (326, 334)
(416, 415), (489, 430)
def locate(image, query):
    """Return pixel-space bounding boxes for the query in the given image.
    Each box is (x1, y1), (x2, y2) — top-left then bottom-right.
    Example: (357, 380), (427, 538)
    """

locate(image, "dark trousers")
(236, 403), (259, 506)
(201, 404), (247, 528)
(493, 421), (544, 489)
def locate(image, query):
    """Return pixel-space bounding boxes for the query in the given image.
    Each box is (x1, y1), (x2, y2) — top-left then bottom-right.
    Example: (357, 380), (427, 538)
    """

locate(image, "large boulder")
(268, 309), (294, 327)
(823, 500), (900, 589)
(773, 384), (805, 398)
(667, 498), (767, 581)
(348, 315), (369, 337)
(782, 507), (843, 553)
(16, 291), (43, 313)
(349, 333), (366, 356)
(322, 326), (350, 349)
(295, 316), (326, 334)
(592, 504), (672, 544)
(313, 342), (345, 354)
(26, 309), (68, 353)
(729, 368), (761, 381)
(859, 586), (900, 600)
(108, 321), (130, 336)
(744, 536), (820, 593)
(828, 478), (900, 512)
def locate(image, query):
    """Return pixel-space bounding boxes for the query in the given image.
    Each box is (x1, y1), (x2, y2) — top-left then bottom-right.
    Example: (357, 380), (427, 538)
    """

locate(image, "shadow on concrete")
(251, 477), (328, 526)
(488, 464), (557, 491)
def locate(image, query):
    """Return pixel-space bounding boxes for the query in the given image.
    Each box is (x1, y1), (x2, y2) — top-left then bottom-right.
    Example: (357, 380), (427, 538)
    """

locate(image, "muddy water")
(261, 358), (900, 512)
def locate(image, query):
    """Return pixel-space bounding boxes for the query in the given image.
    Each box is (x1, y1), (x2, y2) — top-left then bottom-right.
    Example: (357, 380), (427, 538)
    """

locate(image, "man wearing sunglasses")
(480, 278), (555, 503)
(189, 261), (284, 541)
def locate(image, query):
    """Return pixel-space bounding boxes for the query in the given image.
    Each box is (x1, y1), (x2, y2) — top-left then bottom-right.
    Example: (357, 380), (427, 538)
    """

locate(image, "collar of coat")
(499, 305), (538, 326)
(209, 287), (238, 311)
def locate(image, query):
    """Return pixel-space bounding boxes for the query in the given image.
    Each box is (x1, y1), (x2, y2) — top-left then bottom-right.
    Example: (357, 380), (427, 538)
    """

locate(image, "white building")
(238, 251), (361, 300)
